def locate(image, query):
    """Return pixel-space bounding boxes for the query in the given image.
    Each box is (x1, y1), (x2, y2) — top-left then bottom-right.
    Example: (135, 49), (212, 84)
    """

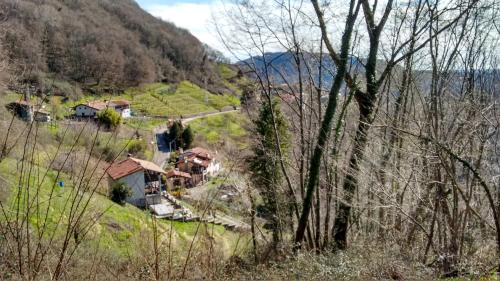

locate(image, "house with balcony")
(176, 147), (221, 186)
(106, 157), (166, 207)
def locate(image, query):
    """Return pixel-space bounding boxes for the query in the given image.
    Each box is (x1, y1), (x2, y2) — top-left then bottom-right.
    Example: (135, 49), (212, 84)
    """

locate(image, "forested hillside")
(0, 0), (220, 93)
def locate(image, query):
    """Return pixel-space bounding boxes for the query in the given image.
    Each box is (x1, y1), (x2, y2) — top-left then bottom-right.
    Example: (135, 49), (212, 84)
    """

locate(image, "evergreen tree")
(248, 98), (289, 249)
(182, 125), (194, 149)
(168, 121), (184, 149)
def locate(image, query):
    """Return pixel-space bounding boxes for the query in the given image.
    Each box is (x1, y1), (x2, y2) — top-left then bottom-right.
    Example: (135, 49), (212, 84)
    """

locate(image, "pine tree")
(249, 98), (289, 248)
(169, 121), (184, 149)
(182, 125), (194, 149)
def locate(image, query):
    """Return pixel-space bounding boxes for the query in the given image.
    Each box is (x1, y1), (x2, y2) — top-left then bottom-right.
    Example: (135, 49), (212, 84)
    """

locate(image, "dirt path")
(180, 108), (240, 125)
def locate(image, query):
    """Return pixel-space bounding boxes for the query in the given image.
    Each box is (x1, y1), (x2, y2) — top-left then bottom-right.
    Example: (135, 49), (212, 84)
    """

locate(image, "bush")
(110, 181), (132, 205)
(167, 151), (178, 168)
(127, 139), (147, 155)
(100, 145), (120, 162)
(97, 108), (122, 129)
(171, 190), (184, 198)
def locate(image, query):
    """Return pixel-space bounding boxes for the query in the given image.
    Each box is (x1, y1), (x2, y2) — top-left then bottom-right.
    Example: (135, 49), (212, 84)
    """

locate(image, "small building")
(34, 109), (51, 122)
(6, 101), (51, 122)
(176, 147), (221, 186)
(110, 100), (131, 118)
(106, 157), (166, 207)
(74, 100), (131, 118)
(166, 169), (192, 188)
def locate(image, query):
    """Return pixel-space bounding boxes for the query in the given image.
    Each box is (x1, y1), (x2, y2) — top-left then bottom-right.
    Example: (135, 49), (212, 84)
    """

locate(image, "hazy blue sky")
(136, 0), (221, 51)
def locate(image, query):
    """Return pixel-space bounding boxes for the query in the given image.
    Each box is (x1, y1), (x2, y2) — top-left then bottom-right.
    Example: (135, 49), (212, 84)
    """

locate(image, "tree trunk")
(332, 96), (373, 249)
(294, 0), (360, 249)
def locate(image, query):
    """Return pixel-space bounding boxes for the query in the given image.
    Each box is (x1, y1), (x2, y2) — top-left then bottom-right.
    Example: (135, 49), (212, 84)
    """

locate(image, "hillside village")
(4, 80), (249, 227)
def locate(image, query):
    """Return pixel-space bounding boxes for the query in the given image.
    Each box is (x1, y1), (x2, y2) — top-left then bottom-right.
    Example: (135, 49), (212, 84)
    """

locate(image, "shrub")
(100, 145), (119, 162)
(167, 151), (178, 168)
(127, 139), (147, 155)
(110, 181), (132, 205)
(171, 190), (183, 198)
(97, 108), (122, 129)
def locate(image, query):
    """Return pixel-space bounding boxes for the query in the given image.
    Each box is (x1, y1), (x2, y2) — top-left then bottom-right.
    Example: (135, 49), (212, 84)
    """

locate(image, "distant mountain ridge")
(238, 52), (364, 88)
(240, 52), (500, 99)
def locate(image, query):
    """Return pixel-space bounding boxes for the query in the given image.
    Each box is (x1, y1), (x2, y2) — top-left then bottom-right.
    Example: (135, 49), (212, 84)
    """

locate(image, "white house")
(110, 100), (131, 118)
(106, 157), (166, 207)
(74, 100), (131, 118)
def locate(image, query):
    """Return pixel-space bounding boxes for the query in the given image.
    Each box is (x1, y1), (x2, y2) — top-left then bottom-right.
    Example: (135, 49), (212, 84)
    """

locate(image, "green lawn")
(189, 112), (249, 148)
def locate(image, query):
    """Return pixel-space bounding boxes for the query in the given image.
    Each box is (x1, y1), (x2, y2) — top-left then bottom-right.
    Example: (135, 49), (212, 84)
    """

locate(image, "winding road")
(152, 108), (240, 167)
(180, 108), (240, 125)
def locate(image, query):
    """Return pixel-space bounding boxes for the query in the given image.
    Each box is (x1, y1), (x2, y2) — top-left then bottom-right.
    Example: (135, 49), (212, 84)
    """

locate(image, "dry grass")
(216, 239), (500, 281)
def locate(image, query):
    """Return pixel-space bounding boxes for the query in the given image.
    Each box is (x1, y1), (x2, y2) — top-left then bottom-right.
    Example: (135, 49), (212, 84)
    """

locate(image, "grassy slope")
(4, 63), (246, 136)
(1, 64), (253, 273)
(67, 81), (240, 118)
(189, 112), (250, 148)
(0, 157), (249, 260)
(217, 64), (244, 96)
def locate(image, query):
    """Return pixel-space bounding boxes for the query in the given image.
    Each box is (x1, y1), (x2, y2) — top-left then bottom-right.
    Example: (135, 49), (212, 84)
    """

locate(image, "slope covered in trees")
(0, 0), (220, 92)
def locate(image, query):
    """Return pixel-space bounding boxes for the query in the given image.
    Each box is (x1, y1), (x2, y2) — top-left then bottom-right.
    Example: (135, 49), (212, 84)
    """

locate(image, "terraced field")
(69, 81), (240, 118)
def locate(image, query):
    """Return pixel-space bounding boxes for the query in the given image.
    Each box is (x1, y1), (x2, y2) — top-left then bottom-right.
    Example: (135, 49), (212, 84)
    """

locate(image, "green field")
(123, 117), (166, 130)
(189, 112), (249, 148)
(68, 81), (240, 118)
(127, 81), (240, 117)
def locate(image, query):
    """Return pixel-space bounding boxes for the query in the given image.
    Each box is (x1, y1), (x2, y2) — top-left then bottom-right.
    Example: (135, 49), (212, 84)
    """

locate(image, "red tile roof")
(177, 157), (210, 168)
(166, 169), (192, 178)
(75, 100), (130, 111)
(80, 101), (108, 110)
(106, 157), (165, 180)
(106, 158), (143, 180)
(176, 147), (215, 169)
(186, 147), (214, 160)
(110, 100), (130, 106)
(129, 157), (165, 174)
